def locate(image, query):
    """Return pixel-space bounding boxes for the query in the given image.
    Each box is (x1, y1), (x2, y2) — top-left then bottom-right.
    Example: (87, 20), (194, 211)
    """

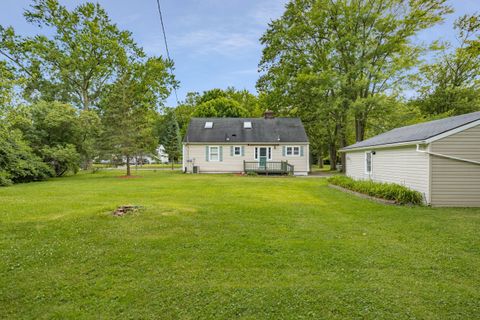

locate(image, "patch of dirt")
(117, 175), (142, 179)
(113, 205), (144, 216)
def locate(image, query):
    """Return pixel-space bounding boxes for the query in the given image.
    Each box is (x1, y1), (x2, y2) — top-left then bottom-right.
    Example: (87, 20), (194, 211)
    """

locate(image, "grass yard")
(1, 171), (479, 319)
(93, 163), (181, 169)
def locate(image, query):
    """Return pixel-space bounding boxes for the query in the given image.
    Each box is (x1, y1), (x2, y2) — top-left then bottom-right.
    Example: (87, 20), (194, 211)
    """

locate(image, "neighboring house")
(182, 112), (310, 175)
(141, 145), (169, 164)
(341, 111), (480, 207)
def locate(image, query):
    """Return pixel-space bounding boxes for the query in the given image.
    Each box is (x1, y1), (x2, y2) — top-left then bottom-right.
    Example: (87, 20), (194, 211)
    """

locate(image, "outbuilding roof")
(184, 117), (309, 143)
(343, 111), (480, 151)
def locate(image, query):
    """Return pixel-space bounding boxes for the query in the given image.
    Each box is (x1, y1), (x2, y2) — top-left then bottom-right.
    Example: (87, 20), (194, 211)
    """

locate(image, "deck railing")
(243, 161), (294, 175)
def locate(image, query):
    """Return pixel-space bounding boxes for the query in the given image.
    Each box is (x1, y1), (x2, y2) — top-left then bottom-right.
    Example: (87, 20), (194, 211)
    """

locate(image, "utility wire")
(155, 0), (179, 105)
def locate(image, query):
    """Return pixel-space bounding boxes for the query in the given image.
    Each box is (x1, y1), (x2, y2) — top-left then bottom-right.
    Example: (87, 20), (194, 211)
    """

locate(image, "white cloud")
(170, 29), (257, 55)
(249, 0), (287, 26)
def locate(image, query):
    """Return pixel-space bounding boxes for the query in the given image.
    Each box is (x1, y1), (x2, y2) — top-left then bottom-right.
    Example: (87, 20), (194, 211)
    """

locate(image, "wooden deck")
(243, 161), (294, 175)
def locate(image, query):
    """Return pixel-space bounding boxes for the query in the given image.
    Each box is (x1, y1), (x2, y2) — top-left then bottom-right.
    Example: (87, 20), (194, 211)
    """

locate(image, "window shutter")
(300, 146), (304, 156)
(219, 146), (223, 161)
(282, 146), (286, 157)
(230, 146), (233, 156)
(241, 146), (245, 156)
(205, 146), (209, 161)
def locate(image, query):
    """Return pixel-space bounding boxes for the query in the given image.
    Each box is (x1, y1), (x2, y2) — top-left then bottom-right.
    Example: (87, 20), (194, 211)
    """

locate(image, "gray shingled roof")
(343, 111), (480, 150)
(184, 117), (308, 143)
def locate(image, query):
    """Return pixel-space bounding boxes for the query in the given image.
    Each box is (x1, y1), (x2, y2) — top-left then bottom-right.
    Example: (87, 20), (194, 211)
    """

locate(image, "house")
(138, 145), (169, 164)
(341, 111), (480, 207)
(182, 112), (310, 175)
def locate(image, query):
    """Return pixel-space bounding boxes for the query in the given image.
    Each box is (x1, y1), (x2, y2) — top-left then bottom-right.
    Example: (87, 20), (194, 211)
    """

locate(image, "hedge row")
(327, 175), (424, 205)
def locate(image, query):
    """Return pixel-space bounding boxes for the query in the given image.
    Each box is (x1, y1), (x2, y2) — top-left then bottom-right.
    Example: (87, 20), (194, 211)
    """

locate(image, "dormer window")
(205, 122), (213, 129)
(243, 121), (252, 129)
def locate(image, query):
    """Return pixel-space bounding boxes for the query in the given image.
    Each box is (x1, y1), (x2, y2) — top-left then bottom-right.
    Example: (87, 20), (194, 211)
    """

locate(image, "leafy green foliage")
(6, 101), (89, 176)
(327, 175), (424, 205)
(413, 13), (480, 116)
(193, 97), (249, 118)
(258, 0), (452, 169)
(100, 57), (174, 175)
(41, 144), (80, 177)
(160, 110), (182, 165)
(0, 127), (53, 185)
(0, 0), (142, 110)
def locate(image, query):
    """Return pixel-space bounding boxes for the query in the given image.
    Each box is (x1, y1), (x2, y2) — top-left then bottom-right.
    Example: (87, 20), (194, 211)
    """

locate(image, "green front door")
(259, 147), (267, 169)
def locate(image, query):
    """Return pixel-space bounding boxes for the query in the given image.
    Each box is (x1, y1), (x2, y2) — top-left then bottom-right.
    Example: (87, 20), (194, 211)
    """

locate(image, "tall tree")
(161, 110), (182, 170)
(193, 97), (249, 118)
(0, 0), (141, 110)
(414, 13), (480, 116)
(258, 0), (451, 169)
(100, 57), (174, 176)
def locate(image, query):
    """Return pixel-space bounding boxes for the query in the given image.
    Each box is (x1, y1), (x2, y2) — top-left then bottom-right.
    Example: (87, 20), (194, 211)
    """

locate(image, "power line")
(155, 0), (179, 105)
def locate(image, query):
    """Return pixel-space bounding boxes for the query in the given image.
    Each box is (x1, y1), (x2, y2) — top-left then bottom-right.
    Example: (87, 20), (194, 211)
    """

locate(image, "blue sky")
(1, 0), (479, 106)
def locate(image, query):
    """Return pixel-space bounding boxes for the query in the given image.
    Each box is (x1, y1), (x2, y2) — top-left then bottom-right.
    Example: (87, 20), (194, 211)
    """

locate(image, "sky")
(1, 0), (479, 106)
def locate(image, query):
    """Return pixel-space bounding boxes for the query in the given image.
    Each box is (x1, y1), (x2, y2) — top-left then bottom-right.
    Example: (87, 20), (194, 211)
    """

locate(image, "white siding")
(183, 144), (309, 174)
(345, 146), (430, 202)
(430, 124), (480, 207)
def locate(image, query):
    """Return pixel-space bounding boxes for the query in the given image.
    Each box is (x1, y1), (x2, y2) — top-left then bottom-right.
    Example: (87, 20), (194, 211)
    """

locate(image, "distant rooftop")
(343, 111), (480, 150)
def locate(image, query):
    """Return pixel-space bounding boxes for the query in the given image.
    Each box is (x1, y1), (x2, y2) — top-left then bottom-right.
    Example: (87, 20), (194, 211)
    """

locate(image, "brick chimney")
(264, 110), (275, 119)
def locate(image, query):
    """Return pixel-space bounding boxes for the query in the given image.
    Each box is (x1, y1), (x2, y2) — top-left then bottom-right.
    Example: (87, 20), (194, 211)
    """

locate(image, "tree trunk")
(329, 143), (337, 171)
(317, 145), (323, 168)
(339, 133), (347, 173)
(171, 158), (174, 170)
(126, 155), (131, 176)
(355, 115), (366, 142)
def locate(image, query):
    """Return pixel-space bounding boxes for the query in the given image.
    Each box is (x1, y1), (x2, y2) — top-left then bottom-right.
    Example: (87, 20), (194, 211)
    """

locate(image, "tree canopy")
(257, 0), (452, 169)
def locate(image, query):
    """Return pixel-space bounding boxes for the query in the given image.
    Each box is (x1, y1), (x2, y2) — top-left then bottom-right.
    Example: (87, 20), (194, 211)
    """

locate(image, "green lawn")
(93, 163), (181, 169)
(1, 171), (479, 319)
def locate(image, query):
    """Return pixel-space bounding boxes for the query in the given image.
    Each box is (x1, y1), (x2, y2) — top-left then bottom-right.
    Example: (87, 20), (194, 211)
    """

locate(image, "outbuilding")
(341, 111), (480, 207)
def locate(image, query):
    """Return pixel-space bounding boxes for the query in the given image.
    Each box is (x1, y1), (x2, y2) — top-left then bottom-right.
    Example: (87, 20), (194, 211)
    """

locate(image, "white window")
(243, 121), (252, 129)
(233, 146), (241, 156)
(365, 152), (372, 174)
(209, 146), (220, 161)
(205, 122), (213, 129)
(286, 146), (300, 156)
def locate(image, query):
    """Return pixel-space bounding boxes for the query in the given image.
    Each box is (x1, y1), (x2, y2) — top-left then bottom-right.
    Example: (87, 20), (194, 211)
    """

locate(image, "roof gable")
(343, 111), (480, 151)
(184, 117), (309, 143)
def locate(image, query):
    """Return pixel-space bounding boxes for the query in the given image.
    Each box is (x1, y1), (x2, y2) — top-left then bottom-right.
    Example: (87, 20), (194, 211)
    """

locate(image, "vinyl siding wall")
(430, 124), (480, 207)
(183, 144), (310, 174)
(345, 146), (430, 202)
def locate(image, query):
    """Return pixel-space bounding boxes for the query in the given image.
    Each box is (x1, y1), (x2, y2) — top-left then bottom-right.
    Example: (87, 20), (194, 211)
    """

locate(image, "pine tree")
(161, 111), (182, 170)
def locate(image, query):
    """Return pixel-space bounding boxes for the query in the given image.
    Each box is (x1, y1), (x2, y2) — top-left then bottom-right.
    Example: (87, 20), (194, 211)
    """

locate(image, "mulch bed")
(117, 175), (142, 179)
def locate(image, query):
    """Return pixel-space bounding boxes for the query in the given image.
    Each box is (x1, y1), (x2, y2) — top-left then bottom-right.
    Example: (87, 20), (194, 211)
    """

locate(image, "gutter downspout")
(416, 144), (480, 166)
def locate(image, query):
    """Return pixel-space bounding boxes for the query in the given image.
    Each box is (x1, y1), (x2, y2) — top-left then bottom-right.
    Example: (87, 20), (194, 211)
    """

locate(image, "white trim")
(425, 119), (480, 143)
(365, 151), (373, 174)
(341, 140), (423, 152)
(285, 146), (301, 157)
(209, 146), (220, 162)
(233, 146), (242, 157)
(416, 144), (480, 166)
